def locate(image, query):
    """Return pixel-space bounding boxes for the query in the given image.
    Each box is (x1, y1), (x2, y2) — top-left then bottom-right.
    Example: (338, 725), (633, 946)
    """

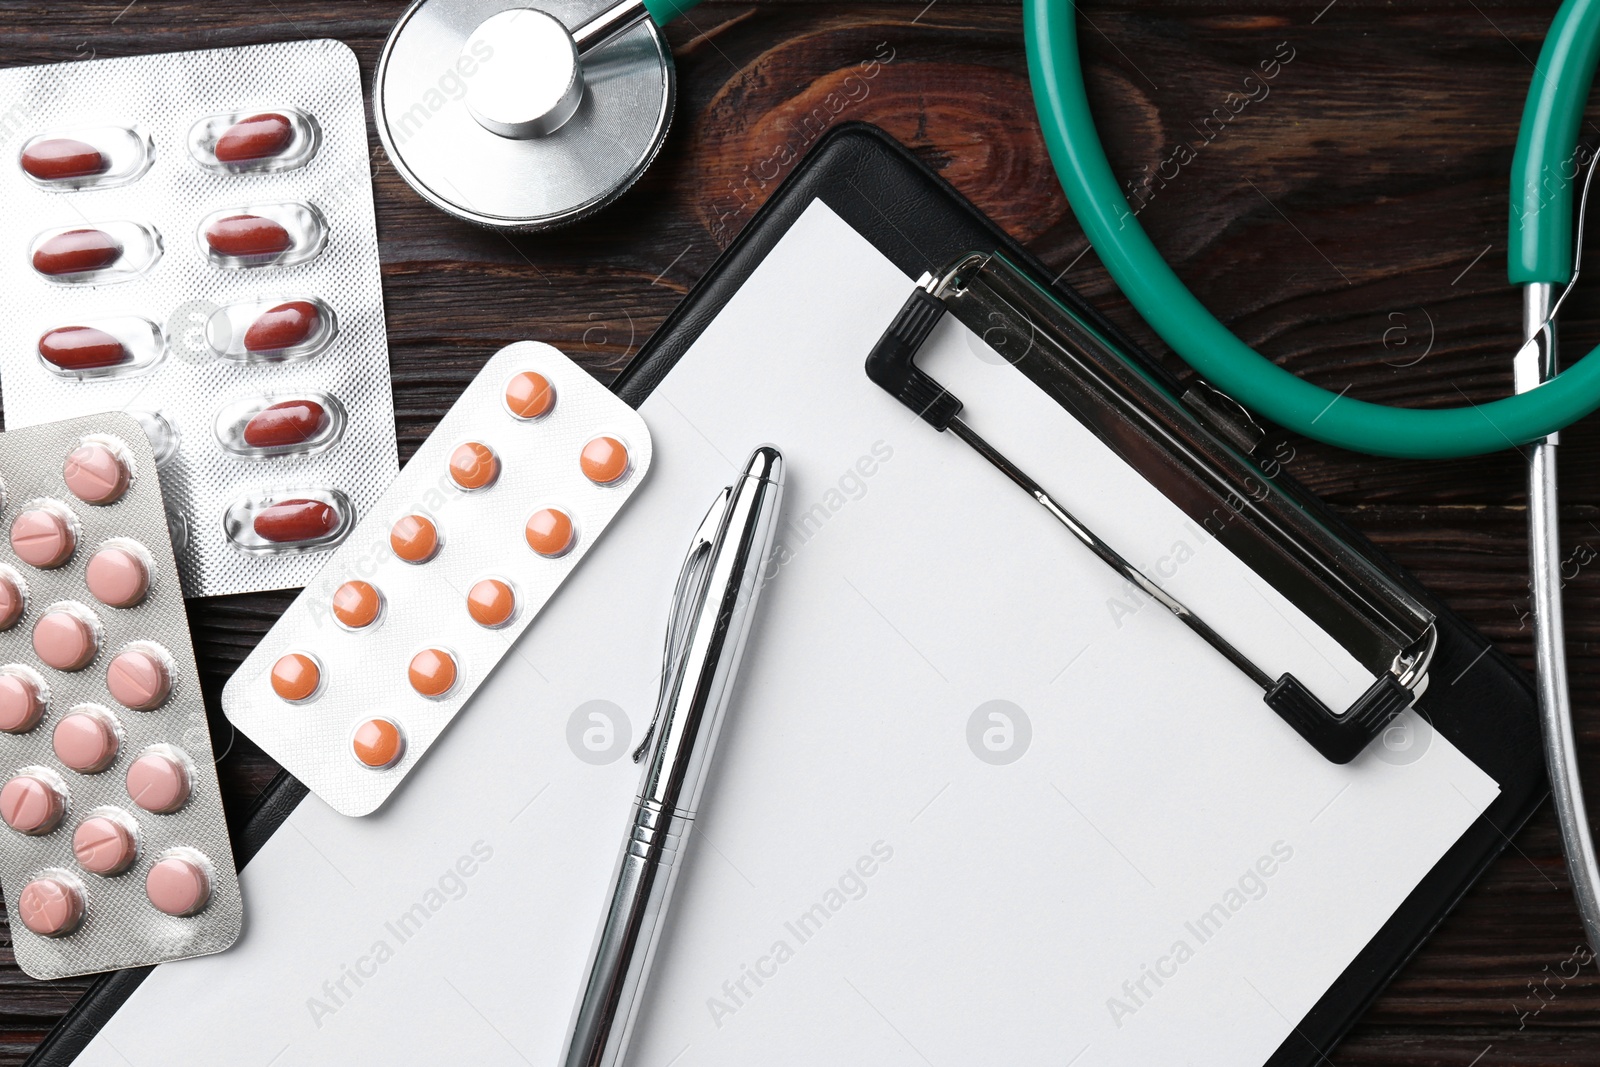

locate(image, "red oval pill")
(253, 498), (339, 544)
(21, 138), (109, 181)
(205, 214), (292, 258)
(215, 113), (295, 163)
(38, 326), (128, 371)
(243, 400), (327, 449)
(243, 300), (320, 353)
(33, 229), (122, 276)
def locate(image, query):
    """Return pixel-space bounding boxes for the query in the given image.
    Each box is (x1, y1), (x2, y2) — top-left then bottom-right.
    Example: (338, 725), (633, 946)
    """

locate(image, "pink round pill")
(0, 672), (46, 733)
(106, 647), (171, 711)
(53, 708), (120, 773)
(62, 442), (131, 506)
(86, 545), (150, 609)
(0, 773), (65, 835)
(17, 876), (83, 936)
(146, 854), (211, 916)
(32, 607), (99, 671)
(0, 571), (24, 631)
(10, 507), (76, 569)
(73, 814), (137, 876)
(125, 750), (189, 814)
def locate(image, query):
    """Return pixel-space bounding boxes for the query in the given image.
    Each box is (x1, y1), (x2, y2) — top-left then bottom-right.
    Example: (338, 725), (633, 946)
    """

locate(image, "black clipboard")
(30, 122), (1546, 1067)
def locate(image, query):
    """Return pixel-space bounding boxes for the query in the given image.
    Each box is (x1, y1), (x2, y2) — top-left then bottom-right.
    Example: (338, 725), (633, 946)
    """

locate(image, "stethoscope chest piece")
(375, 0), (675, 231)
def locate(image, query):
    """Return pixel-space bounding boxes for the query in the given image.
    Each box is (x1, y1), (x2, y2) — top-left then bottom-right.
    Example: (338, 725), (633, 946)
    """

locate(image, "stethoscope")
(374, 0), (1600, 958)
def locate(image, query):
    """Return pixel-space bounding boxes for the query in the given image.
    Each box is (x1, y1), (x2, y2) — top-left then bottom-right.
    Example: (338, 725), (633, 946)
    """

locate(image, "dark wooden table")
(2, 0), (1599, 1062)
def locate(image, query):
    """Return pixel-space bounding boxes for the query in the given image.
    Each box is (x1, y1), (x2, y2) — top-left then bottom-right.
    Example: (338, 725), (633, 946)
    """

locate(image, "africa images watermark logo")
(705, 841), (894, 1029)
(566, 700), (632, 765)
(966, 700), (1031, 765)
(304, 839), (495, 1028)
(1105, 840), (1294, 1028)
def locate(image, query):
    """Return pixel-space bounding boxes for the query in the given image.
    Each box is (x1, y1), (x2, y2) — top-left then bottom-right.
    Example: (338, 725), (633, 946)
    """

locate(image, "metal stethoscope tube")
(1521, 283), (1600, 955)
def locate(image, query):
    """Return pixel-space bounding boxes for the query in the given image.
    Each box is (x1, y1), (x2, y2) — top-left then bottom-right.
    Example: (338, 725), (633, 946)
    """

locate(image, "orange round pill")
(407, 648), (458, 698)
(449, 442), (499, 491)
(332, 580), (382, 630)
(504, 371), (555, 420)
(580, 436), (631, 486)
(270, 653), (320, 702)
(525, 507), (575, 558)
(467, 579), (517, 628)
(390, 514), (440, 564)
(351, 718), (403, 769)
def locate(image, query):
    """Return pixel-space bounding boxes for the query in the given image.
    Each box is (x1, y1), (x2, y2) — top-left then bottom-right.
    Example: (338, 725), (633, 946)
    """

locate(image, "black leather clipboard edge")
(29, 121), (1547, 1067)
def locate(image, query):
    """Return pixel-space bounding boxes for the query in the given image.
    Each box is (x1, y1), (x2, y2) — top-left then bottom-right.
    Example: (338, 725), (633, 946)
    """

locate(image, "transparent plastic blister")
(214, 393), (347, 458)
(196, 202), (326, 269)
(29, 222), (162, 283)
(223, 487), (353, 555)
(223, 343), (654, 816)
(0, 41), (399, 597)
(187, 108), (320, 174)
(0, 413), (240, 980)
(206, 295), (336, 362)
(19, 126), (154, 190)
(36, 318), (165, 380)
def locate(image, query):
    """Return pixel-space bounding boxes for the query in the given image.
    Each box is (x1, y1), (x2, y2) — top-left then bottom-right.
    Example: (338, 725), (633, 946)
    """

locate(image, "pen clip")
(632, 485), (732, 763)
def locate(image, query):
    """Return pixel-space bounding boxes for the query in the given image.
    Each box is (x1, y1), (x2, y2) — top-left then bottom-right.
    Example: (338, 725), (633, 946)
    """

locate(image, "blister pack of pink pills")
(0, 413), (240, 979)
(0, 40), (398, 597)
(224, 343), (652, 816)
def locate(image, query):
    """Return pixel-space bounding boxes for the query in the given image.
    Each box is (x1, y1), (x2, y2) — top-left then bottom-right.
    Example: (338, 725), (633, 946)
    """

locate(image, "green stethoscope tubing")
(1024, 0), (1600, 458)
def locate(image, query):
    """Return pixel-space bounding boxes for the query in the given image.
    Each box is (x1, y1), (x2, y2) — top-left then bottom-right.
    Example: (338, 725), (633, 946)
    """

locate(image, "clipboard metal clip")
(866, 254), (1437, 764)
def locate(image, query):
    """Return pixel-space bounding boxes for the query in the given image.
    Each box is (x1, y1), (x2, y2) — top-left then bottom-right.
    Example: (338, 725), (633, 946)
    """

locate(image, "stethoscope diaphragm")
(374, 0), (674, 231)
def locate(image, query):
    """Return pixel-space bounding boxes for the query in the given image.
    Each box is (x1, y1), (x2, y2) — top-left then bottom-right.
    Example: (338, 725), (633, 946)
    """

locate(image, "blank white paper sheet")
(78, 200), (1499, 1067)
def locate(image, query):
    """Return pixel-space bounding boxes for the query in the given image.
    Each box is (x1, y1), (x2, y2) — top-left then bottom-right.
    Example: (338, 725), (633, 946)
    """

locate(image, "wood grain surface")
(1, 0), (1599, 1062)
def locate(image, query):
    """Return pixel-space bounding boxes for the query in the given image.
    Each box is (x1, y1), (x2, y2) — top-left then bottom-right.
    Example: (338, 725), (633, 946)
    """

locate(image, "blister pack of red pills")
(0, 413), (241, 979)
(0, 40), (398, 597)
(223, 343), (652, 816)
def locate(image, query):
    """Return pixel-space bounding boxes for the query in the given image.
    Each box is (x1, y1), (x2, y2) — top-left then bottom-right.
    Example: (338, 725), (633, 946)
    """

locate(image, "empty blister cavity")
(224, 488), (352, 554)
(215, 393), (346, 458)
(206, 296), (336, 362)
(31, 221), (162, 283)
(36, 318), (164, 380)
(20, 126), (154, 190)
(187, 108), (319, 174)
(197, 202), (326, 268)
(130, 411), (180, 468)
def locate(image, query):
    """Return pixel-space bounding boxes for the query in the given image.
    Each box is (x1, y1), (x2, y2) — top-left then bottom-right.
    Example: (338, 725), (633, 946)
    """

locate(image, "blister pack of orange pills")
(223, 342), (653, 815)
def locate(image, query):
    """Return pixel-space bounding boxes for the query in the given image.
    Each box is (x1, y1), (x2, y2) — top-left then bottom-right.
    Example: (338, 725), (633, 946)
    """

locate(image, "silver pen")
(563, 445), (785, 1067)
